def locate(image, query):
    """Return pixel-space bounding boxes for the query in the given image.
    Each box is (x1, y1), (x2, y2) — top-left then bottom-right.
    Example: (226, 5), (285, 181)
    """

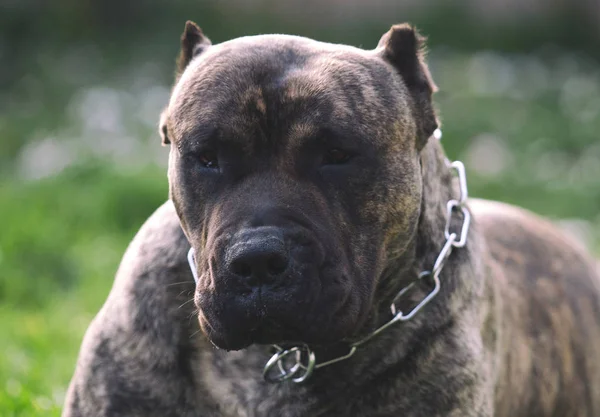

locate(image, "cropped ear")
(177, 21), (212, 76)
(159, 109), (170, 146)
(377, 24), (438, 150)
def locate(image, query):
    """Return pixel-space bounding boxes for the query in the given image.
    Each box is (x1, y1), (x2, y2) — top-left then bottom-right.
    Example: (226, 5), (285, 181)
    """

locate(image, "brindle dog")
(63, 22), (600, 417)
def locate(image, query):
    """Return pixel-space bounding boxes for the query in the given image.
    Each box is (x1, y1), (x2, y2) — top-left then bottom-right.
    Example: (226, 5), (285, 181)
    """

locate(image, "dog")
(63, 21), (600, 417)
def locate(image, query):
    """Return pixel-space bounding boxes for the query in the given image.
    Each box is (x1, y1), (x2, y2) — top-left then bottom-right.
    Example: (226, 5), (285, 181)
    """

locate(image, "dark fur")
(63, 22), (600, 417)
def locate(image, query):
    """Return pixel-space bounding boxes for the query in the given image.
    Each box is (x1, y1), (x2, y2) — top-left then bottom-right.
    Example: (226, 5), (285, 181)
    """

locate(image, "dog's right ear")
(177, 21), (212, 76)
(377, 24), (438, 150)
(159, 109), (170, 146)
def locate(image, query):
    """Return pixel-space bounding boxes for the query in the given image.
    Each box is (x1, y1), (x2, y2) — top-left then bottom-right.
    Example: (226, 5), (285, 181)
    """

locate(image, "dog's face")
(161, 22), (438, 351)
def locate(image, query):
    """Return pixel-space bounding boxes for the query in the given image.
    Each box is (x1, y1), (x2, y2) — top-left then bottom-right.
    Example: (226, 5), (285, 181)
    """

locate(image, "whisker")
(166, 281), (194, 288)
(188, 309), (199, 321)
(189, 328), (203, 339)
(178, 298), (196, 309)
(178, 289), (194, 297)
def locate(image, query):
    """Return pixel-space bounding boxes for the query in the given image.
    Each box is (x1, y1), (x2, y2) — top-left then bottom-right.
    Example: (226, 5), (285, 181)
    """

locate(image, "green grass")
(0, 164), (168, 415)
(0, 291), (102, 416)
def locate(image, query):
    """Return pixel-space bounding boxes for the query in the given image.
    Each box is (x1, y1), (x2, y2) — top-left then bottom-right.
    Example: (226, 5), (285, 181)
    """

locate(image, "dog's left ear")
(160, 21), (212, 146)
(377, 24), (438, 150)
(177, 21), (212, 76)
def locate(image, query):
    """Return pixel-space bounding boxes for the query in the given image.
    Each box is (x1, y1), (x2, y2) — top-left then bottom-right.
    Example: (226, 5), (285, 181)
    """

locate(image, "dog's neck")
(364, 138), (457, 333)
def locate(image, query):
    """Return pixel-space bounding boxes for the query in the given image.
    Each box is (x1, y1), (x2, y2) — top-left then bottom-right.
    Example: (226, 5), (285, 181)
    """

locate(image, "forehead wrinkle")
(234, 83), (267, 115)
(169, 50), (261, 140)
(285, 54), (405, 144)
(287, 120), (318, 146)
(169, 85), (225, 141)
(225, 85), (267, 144)
(281, 70), (329, 103)
(322, 58), (386, 129)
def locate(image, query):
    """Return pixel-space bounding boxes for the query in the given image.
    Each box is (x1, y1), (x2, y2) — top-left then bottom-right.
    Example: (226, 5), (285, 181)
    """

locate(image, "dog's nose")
(226, 228), (289, 284)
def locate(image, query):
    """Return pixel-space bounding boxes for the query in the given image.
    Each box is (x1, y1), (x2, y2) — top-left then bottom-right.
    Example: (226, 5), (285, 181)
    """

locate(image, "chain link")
(443, 161), (471, 248)
(263, 344), (316, 383)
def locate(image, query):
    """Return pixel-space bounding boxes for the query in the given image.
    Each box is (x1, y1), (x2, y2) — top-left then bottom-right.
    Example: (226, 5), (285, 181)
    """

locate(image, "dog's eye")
(323, 148), (351, 165)
(198, 151), (219, 169)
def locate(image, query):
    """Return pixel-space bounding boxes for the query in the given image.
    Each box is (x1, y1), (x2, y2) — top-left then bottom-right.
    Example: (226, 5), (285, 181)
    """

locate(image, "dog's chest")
(192, 348), (435, 417)
(194, 348), (322, 417)
(196, 380), (320, 417)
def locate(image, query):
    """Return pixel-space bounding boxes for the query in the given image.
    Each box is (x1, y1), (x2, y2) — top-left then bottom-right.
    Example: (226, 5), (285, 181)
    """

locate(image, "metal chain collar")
(187, 129), (472, 384)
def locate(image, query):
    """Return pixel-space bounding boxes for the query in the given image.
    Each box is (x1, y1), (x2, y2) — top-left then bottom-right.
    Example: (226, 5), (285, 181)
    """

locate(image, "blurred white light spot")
(465, 133), (513, 177)
(69, 87), (125, 135)
(560, 75), (600, 122)
(136, 85), (170, 129)
(34, 396), (53, 411)
(18, 137), (74, 180)
(534, 151), (570, 183)
(53, 388), (66, 406)
(6, 379), (22, 397)
(567, 143), (600, 186)
(5, 347), (30, 374)
(467, 52), (516, 96)
(553, 54), (581, 87)
(517, 56), (550, 98)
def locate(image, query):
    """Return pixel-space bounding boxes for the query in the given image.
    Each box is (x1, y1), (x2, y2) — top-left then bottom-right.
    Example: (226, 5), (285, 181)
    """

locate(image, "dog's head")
(160, 21), (438, 351)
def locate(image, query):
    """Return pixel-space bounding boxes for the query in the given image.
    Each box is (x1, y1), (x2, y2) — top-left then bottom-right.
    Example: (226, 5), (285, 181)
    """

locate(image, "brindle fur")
(63, 22), (600, 417)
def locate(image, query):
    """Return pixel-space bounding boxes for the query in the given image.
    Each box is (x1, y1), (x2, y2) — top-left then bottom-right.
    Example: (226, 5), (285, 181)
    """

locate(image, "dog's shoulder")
(111, 200), (192, 293)
(471, 198), (596, 266)
(103, 200), (195, 346)
(470, 198), (600, 415)
(63, 201), (209, 417)
(471, 197), (599, 292)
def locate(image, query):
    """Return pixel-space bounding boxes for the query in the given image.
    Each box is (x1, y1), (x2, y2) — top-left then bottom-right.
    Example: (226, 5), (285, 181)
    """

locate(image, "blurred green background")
(1, 0), (600, 415)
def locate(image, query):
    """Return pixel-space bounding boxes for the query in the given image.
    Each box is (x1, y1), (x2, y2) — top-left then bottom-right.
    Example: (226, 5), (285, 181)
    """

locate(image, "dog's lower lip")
(250, 323), (275, 341)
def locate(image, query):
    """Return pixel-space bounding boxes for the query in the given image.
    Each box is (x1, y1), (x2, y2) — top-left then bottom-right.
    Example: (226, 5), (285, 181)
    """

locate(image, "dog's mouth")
(243, 319), (299, 347)
(193, 267), (362, 352)
(198, 315), (292, 351)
